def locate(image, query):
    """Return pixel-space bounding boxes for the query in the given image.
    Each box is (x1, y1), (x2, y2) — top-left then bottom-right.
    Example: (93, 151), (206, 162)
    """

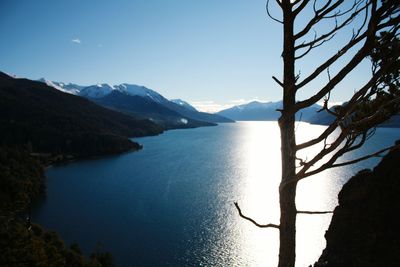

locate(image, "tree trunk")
(278, 117), (297, 267)
(278, 2), (297, 267)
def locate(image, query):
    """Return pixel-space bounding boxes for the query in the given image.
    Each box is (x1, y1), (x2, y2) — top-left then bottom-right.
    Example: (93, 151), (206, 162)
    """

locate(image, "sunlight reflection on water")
(226, 121), (378, 266)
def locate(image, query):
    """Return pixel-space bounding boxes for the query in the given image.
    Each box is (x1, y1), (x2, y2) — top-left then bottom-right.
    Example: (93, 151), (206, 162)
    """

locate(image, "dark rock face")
(314, 145), (400, 267)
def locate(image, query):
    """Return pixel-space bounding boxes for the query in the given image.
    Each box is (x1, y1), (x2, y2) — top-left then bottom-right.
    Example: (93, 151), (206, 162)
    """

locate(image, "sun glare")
(232, 121), (339, 266)
(234, 121), (281, 266)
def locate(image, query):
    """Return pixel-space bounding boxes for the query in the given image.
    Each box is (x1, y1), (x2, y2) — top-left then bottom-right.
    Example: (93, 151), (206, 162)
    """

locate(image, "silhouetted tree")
(235, 1), (400, 266)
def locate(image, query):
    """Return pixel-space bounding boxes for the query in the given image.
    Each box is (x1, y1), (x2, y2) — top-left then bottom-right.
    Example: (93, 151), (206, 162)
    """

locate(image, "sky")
(0, 0), (372, 112)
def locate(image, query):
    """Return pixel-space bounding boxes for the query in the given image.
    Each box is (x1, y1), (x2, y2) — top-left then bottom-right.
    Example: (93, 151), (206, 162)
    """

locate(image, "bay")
(32, 122), (399, 266)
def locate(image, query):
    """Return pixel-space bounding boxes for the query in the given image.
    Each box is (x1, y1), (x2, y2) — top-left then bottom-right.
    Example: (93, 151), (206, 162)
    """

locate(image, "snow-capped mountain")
(38, 78), (84, 95)
(217, 100), (321, 121)
(38, 79), (168, 103)
(38, 78), (234, 126)
(234, 100), (283, 110)
(114, 84), (167, 103)
(79, 84), (116, 99)
(170, 99), (197, 112)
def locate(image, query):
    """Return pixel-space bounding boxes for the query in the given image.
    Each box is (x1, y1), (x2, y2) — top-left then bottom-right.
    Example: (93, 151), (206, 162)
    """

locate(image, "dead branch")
(295, 31), (367, 91)
(297, 210), (333, 214)
(296, 130), (350, 177)
(296, 123), (339, 151)
(295, 64), (390, 152)
(293, 0), (311, 16)
(295, 1), (400, 110)
(234, 202), (280, 229)
(331, 144), (400, 168)
(266, 0), (283, 24)
(295, 33), (336, 60)
(272, 76), (284, 87)
(295, 1), (369, 54)
(295, 0), (347, 40)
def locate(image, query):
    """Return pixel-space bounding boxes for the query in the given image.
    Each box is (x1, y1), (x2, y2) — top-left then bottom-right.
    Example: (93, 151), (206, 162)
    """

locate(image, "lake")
(32, 122), (399, 266)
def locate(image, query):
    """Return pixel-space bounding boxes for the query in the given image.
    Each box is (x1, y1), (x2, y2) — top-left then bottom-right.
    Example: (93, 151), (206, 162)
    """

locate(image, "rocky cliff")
(314, 141), (400, 267)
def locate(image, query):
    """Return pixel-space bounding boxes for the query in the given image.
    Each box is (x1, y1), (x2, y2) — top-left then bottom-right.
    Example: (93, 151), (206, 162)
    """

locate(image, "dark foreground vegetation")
(0, 146), (116, 267)
(314, 141), (400, 267)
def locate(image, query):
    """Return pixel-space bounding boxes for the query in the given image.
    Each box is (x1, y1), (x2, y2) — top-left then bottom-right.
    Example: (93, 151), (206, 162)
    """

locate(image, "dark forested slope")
(0, 146), (116, 267)
(0, 72), (163, 158)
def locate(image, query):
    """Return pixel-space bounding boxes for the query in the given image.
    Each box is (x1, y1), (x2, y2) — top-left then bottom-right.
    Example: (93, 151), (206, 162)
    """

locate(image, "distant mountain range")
(217, 100), (321, 122)
(39, 79), (234, 129)
(307, 105), (400, 128)
(218, 101), (400, 127)
(0, 72), (163, 158)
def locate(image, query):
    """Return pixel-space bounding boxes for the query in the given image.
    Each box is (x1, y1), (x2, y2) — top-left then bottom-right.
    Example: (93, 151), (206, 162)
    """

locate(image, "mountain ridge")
(217, 100), (321, 121)
(38, 78), (234, 126)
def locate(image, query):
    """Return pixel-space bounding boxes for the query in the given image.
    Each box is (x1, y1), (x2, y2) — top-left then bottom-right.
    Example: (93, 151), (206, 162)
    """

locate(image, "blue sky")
(0, 0), (371, 112)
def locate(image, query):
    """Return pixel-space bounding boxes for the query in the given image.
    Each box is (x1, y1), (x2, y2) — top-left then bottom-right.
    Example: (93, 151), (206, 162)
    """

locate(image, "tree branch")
(295, 1), (399, 110)
(234, 202), (280, 229)
(295, 63), (388, 151)
(297, 210), (333, 214)
(272, 76), (284, 87)
(295, 0), (345, 40)
(293, 0), (311, 16)
(296, 122), (339, 151)
(295, 32), (367, 91)
(331, 144), (400, 168)
(298, 133), (366, 179)
(266, 0), (283, 24)
(295, 1), (369, 53)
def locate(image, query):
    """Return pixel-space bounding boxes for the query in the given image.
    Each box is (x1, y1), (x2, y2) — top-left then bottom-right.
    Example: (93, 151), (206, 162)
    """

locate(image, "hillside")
(0, 72), (163, 158)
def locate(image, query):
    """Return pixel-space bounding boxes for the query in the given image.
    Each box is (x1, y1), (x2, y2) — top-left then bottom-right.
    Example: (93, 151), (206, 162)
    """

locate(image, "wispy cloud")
(71, 38), (81, 44)
(190, 101), (232, 113)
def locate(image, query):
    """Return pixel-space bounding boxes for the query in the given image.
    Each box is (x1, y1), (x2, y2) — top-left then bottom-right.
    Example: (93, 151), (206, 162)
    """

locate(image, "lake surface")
(32, 122), (399, 266)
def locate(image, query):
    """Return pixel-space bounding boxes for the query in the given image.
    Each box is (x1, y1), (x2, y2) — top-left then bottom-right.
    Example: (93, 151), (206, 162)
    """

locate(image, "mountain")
(161, 100), (234, 123)
(79, 83), (115, 99)
(170, 99), (198, 112)
(114, 83), (166, 103)
(39, 79), (233, 125)
(0, 72), (163, 158)
(91, 90), (215, 129)
(38, 78), (84, 95)
(308, 105), (400, 128)
(217, 100), (321, 121)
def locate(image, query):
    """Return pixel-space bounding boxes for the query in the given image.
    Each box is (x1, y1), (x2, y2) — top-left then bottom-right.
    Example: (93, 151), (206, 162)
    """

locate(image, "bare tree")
(235, 1), (400, 267)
